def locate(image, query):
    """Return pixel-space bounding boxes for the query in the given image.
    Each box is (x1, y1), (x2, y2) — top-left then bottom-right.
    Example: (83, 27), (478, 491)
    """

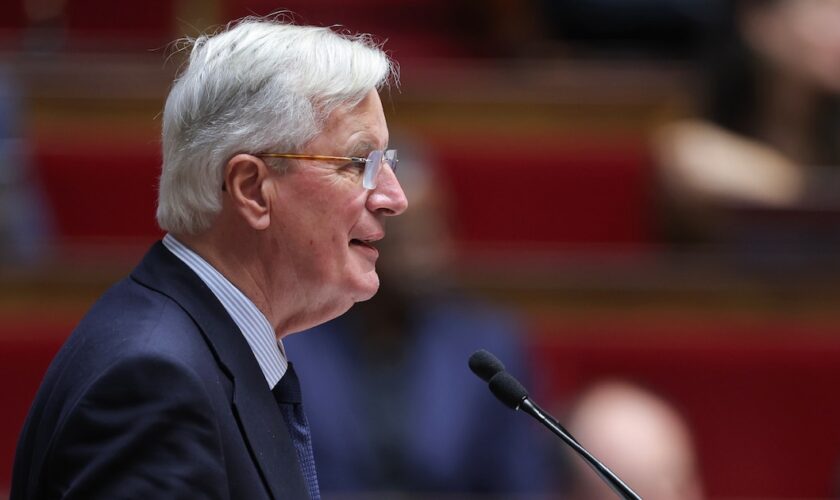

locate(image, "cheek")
(333, 194), (369, 232)
(312, 208), (356, 263)
(289, 181), (368, 261)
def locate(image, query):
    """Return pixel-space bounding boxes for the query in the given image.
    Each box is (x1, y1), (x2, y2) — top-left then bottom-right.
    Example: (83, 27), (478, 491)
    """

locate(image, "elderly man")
(11, 19), (406, 500)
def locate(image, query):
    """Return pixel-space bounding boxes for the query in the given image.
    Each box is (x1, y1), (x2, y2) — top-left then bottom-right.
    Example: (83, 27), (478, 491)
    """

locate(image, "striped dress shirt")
(162, 234), (287, 388)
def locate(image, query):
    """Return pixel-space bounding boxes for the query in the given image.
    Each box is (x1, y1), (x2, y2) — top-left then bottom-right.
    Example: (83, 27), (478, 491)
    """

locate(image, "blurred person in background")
(286, 139), (553, 497)
(561, 380), (703, 500)
(0, 64), (50, 264)
(11, 18), (406, 500)
(654, 0), (840, 250)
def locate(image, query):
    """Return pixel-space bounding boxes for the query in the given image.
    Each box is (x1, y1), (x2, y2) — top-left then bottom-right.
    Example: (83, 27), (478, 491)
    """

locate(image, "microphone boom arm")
(518, 397), (642, 500)
(472, 350), (642, 500)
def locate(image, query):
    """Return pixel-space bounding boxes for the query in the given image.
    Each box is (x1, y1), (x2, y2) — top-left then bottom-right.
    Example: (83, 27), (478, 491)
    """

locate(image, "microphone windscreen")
(468, 349), (506, 382)
(488, 371), (529, 409)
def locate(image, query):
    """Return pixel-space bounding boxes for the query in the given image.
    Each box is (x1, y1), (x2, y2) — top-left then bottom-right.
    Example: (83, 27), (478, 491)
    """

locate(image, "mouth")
(350, 237), (381, 261)
(349, 238), (379, 254)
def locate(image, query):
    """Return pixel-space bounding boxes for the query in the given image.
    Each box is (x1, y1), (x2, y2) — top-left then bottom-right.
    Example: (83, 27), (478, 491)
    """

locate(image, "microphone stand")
(519, 398), (642, 500)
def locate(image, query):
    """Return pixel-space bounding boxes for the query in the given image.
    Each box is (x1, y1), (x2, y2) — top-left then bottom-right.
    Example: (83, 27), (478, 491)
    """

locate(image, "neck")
(174, 226), (296, 338)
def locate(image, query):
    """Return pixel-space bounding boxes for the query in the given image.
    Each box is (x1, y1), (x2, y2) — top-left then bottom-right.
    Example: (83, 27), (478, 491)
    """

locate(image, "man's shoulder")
(55, 276), (214, 384)
(27, 275), (224, 430)
(81, 275), (199, 344)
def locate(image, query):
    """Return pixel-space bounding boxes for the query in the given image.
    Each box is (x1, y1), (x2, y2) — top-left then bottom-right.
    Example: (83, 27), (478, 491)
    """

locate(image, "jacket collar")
(131, 241), (309, 500)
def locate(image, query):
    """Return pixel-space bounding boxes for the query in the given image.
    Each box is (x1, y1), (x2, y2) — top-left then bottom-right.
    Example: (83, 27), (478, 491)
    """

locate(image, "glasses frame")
(257, 149), (398, 190)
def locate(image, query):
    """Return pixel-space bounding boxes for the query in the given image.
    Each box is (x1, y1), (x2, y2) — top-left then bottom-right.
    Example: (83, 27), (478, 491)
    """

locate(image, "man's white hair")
(157, 18), (396, 234)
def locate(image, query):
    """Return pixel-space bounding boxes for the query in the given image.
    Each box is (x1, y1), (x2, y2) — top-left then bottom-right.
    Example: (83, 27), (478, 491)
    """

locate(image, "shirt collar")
(162, 234), (288, 388)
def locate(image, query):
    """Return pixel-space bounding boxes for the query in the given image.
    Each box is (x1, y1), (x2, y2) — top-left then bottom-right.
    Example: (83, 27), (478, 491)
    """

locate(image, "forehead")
(314, 90), (388, 151)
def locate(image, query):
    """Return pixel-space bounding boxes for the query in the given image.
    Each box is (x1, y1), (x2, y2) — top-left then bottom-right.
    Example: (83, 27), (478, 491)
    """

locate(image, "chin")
(349, 272), (380, 303)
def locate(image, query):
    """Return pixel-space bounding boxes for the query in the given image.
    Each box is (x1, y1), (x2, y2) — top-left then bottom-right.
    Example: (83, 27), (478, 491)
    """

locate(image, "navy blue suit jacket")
(11, 242), (310, 499)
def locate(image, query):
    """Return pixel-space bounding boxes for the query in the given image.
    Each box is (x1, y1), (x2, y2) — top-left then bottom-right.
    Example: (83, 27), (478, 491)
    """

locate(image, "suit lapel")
(131, 242), (309, 500)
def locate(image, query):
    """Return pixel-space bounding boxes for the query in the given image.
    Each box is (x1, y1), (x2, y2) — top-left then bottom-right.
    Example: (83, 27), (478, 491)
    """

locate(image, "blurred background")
(3, 0), (840, 498)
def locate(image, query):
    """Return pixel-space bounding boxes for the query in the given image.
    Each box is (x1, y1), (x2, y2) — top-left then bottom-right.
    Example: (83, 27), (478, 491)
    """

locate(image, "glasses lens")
(384, 149), (398, 173)
(363, 150), (384, 190)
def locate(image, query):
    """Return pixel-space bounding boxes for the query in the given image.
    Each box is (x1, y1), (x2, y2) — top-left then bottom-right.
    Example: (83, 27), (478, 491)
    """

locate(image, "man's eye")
(342, 161), (365, 172)
(336, 161), (364, 180)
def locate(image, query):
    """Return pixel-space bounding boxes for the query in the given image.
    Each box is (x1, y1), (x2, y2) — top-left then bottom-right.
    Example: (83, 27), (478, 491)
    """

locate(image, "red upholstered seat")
(430, 136), (653, 252)
(64, 0), (175, 44)
(33, 142), (163, 247)
(0, 0), (174, 50)
(531, 321), (840, 498)
(0, 0), (25, 31)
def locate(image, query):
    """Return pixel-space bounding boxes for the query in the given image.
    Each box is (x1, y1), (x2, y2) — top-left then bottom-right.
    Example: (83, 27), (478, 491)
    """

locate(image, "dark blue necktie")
(272, 363), (320, 500)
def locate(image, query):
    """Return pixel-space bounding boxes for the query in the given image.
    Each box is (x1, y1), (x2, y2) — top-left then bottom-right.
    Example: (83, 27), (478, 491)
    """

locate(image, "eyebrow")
(348, 141), (375, 158)
(348, 139), (388, 158)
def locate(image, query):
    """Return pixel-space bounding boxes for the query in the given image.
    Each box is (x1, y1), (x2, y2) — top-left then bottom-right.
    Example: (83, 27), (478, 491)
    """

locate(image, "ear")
(223, 154), (273, 230)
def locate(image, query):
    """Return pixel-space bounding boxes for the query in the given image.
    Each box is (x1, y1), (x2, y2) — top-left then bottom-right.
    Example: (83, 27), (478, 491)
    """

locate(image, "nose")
(366, 164), (408, 216)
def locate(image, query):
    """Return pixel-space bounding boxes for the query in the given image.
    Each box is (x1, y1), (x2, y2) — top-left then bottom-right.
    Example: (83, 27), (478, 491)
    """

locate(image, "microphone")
(468, 349), (506, 382)
(470, 351), (642, 500)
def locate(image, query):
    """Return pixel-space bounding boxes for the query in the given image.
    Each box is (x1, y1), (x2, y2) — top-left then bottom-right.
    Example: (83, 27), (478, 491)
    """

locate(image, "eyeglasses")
(257, 149), (398, 190)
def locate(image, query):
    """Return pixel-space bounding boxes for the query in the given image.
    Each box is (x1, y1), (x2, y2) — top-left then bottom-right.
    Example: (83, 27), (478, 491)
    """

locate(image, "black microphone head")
(468, 349), (506, 382)
(488, 371), (529, 410)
